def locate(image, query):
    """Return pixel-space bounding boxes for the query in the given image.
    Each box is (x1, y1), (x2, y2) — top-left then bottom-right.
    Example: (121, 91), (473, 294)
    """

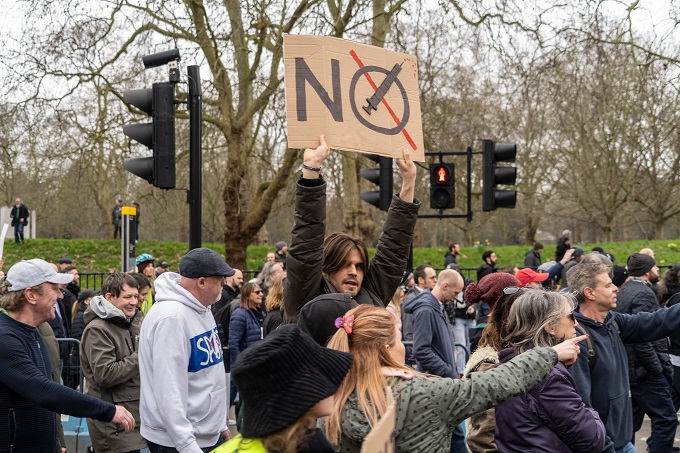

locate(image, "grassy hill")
(3, 238), (680, 278)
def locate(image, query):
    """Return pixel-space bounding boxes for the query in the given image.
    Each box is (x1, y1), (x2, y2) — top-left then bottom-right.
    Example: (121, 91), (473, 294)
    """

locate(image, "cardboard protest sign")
(359, 387), (396, 453)
(284, 35), (425, 162)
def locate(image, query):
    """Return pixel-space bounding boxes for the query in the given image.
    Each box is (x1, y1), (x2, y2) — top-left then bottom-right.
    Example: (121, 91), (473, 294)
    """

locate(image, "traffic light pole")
(187, 65), (202, 250)
(418, 148), (475, 221)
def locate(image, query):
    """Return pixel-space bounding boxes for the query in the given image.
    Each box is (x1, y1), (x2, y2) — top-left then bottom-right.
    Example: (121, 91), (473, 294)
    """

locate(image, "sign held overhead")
(284, 35), (425, 162)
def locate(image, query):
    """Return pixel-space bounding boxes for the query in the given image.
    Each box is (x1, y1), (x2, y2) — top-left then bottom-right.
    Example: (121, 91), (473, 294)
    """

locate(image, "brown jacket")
(80, 300), (146, 453)
(283, 177), (420, 323)
(464, 346), (500, 453)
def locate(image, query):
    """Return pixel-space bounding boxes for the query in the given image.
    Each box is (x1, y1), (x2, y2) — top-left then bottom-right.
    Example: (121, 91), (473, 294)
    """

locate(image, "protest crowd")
(4, 135), (680, 453)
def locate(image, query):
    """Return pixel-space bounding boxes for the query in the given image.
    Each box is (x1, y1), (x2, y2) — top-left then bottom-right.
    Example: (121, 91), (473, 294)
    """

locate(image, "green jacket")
(328, 347), (557, 453)
(211, 435), (267, 452)
(80, 299), (146, 453)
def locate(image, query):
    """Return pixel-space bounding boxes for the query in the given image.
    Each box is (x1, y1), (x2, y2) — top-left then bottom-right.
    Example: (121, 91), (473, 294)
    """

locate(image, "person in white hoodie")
(139, 248), (235, 453)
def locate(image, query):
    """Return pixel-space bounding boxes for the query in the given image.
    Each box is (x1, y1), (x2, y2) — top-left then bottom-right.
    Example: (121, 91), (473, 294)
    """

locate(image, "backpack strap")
(575, 324), (597, 371)
(666, 291), (680, 308)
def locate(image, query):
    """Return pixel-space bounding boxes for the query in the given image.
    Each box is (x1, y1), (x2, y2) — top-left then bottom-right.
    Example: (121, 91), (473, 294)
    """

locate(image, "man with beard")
(477, 250), (497, 281)
(283, 134), (419, 323)
(614, 253), (677, 453)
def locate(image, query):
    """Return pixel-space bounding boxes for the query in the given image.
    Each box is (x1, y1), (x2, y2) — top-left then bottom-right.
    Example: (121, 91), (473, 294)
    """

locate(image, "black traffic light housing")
(123, 82), (176, 189)
(360, 154), (393, 212)
(429, 163), (455, 209)
(482, 140), (517, 211)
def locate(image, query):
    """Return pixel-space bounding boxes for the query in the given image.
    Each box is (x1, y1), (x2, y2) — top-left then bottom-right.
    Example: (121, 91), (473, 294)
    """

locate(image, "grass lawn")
(2, 238), (679, 282)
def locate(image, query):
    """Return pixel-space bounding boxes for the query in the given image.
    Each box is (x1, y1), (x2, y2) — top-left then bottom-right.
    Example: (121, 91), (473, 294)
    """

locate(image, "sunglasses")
(503, 286), (522, 295)
(567, 312), (576, 323)
(254, 290), (263, 294)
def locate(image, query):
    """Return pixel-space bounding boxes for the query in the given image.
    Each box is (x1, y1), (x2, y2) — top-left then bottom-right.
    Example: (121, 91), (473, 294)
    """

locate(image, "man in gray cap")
(274, 241), (287, 268)
(139, 248), (234, 452)
(0, 259), (135, 452)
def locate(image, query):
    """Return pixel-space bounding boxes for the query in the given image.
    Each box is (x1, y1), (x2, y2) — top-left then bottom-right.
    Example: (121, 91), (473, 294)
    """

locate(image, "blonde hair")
(390, 286), (404, 314)
(324, 305), (421, 444)
(261, 412), (316, 453)
(265, 274), (285, 313)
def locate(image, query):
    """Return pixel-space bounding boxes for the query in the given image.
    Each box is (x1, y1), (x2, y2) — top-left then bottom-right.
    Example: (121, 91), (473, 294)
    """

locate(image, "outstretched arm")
(283, 135), (332, 323)
(301, 134), (330, 179)
(396, 148), (416, 203)
(363, 148), (420, 306)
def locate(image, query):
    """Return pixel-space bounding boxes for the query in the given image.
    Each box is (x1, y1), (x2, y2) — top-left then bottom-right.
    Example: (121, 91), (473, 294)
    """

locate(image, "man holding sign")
(283, 134), (419, 324)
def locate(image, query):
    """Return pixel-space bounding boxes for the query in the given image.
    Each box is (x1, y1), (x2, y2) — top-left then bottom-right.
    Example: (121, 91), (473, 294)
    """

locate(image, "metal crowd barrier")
(56, 338), (92, 453)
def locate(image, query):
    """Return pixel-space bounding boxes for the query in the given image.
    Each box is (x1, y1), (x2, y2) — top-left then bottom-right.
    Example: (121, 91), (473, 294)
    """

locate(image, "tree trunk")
(654, 218), (665, 240)
(524, 215), (538, 245)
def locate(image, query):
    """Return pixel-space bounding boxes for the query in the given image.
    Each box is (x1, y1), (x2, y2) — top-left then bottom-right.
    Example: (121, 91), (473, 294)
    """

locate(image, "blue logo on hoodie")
(188, 327), (223, 372)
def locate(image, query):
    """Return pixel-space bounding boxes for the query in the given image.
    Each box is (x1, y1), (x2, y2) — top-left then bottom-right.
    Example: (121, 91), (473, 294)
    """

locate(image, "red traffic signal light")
(430, 163), (455, 209)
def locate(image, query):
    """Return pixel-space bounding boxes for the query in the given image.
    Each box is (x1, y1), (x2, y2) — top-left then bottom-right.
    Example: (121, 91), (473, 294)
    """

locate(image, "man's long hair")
(322, 233), (369, 276)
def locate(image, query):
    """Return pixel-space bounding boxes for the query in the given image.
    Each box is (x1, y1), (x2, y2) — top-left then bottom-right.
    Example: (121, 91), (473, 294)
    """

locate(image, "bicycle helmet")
(136, 253), (154, 266)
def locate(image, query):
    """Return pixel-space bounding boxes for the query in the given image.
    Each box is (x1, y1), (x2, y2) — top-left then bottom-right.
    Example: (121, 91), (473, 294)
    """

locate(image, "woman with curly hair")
(323, 305), (586, 452)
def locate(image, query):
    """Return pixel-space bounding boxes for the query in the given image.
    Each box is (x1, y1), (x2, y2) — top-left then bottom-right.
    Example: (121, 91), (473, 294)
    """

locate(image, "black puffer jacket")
(283, 177), (420, 323)
(665, 286), (680, 357)
(614, 280), (672, 384)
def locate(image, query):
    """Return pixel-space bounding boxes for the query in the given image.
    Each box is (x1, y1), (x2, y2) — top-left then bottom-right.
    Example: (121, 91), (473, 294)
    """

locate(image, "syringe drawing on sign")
(363, 62), (403, 115)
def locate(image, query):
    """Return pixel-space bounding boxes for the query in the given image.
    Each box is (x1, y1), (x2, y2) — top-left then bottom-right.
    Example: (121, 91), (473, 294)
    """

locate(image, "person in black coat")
(555, 229), (571, 262)
(67, 289), (98, 389)
(523, 242), (543, 269)
(9, 197), (29, 244)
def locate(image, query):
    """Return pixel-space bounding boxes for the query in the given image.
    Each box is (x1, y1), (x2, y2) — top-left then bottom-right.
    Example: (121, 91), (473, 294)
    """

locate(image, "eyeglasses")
(503, 286), (522, 295)
(566, 312), (576, 323)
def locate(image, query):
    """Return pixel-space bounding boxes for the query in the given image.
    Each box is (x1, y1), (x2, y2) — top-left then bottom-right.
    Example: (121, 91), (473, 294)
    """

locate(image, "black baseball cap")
(179, 248), (235, 278)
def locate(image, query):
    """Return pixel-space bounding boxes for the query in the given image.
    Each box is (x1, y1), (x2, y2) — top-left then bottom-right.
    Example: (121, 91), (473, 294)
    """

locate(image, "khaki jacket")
(80, 305), (146, 453)
(463, 346), (500, 453)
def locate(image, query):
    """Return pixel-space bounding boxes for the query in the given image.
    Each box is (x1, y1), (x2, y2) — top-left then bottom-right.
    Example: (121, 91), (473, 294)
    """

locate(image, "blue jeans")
(14, 223), (24, 243)
(615, 442), (636, 453)
(453, 317), (475, 374)
(450, 423), (466, 453)
(631, 374), (678, 452)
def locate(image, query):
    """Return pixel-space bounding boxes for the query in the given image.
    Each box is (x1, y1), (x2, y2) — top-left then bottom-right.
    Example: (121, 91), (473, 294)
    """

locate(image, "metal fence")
(80, 267), (478, 289)
(56, 338), (92, 453)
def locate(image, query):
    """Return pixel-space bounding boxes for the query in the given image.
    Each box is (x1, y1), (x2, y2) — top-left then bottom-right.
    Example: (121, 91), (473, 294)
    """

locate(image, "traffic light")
(429, 163), (455, 209)
(482, 140), (517, 211)
(123, 82), (176, 189)
(360, 154), (393, 211)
